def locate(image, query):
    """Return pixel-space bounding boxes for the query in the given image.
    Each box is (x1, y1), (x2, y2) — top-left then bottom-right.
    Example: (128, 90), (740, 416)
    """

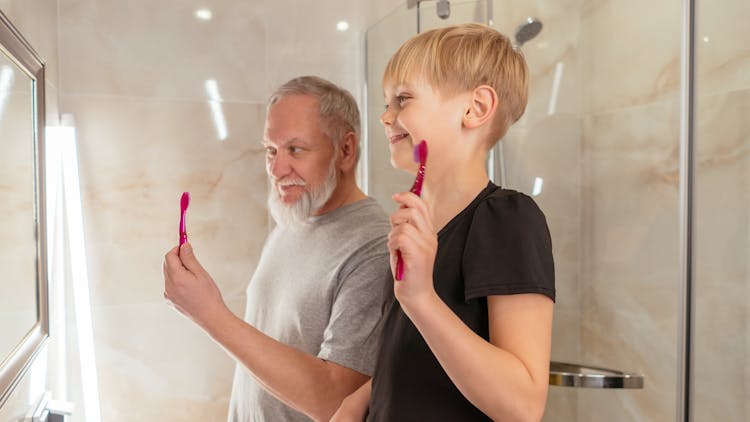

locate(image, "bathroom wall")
(0, 0), (60, 420)
(575, 0), (682, 420)
(693, 0), (750, 420)
(573, 0), (748, 420)
(53, 0), (400, 420)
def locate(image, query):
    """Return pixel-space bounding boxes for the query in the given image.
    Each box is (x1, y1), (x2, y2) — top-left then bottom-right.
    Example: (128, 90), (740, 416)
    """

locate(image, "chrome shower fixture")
(436, 0), (450, 20)
(407, 0), (452, 20)
(515, 17), (543, 47)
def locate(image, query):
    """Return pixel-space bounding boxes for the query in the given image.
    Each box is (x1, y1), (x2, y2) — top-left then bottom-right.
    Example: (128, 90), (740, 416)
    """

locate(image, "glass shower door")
(364, 0), (489, 212)
(490, 1), (680, 421)
(364, 3), (416, 213)
(365, 1), (684, 420)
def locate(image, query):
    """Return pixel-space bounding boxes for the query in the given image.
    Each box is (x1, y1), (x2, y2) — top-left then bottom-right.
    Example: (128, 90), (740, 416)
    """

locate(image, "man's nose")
(267, 152), (291, 179)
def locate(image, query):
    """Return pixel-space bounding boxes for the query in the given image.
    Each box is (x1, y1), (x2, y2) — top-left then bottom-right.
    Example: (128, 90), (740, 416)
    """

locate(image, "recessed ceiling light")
(195, 8), (213, 21)
(336, 21), (350, 32)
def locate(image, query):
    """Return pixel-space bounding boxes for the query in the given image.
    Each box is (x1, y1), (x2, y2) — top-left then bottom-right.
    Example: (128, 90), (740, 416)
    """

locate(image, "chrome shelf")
(549, 361), (644, 389)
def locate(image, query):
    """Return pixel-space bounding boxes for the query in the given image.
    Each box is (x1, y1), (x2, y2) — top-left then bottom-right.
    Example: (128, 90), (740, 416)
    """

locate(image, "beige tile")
(46, 80), (60, 125)
(92, 302), (236, 421)
(578, 102), (682, 421)
(581, 0), (682, 112)
(692, 89), (749, 421)
(543, 385), (578, 422)
(58, 0), (266, 101)
(363, 0), (404, 28)
(263, 0), (365, 99)
(695, 0), (750, 95)
(58, 94), (269, 306)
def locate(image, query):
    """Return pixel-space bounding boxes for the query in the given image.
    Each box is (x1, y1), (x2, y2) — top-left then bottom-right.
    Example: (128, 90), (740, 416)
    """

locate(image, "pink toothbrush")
(396, 140), (428, 281)
(179, 192), (190, 247)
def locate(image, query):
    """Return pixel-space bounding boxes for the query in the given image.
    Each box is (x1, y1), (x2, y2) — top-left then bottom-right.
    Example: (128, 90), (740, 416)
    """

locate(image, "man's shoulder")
(328, 197), (389, 230)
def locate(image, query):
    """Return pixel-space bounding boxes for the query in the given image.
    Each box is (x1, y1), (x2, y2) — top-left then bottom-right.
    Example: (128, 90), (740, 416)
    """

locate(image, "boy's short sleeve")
(462, 191), (555, 302)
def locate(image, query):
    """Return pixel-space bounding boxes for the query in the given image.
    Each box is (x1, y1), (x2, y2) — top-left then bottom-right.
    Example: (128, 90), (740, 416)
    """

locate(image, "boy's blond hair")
(383, 23), (528, 144)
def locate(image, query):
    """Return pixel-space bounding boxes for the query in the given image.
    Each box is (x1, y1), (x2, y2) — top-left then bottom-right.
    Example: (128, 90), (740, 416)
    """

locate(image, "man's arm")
(208, 308), (368, 421)
(163, 243), (367, 422)
(330, 379), (371, 422)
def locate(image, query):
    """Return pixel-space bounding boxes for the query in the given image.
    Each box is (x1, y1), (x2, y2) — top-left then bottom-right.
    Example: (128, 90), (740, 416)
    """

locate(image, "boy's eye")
(396, 95), (409, 106)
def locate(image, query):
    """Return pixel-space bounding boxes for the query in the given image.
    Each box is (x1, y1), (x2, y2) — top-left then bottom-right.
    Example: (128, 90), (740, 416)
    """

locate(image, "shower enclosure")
(364, 0), (749, 421)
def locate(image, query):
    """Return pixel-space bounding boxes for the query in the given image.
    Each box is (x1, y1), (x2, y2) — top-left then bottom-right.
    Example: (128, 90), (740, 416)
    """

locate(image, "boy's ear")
(462, 85), (498, 129)
(337, 131), (359, 171)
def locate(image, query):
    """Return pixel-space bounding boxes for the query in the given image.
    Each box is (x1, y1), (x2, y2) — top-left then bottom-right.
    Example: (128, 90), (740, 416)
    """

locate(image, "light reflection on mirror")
(0, 48), (38, 369)
(0, 65), (15, 115)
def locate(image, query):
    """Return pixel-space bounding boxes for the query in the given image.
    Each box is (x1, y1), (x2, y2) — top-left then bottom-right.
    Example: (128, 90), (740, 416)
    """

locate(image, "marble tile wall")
(0, 0), (60, 420)
(575, 0), (683, 420)
(693, 0), (750, 416)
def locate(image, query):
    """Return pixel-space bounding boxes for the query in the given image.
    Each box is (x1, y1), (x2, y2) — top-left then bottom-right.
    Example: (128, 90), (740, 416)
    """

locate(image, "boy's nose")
(380, 108), (395, 126)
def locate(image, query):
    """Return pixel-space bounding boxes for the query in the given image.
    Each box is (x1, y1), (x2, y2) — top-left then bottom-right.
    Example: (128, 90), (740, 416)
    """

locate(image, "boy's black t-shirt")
(368, 182), (555, 421)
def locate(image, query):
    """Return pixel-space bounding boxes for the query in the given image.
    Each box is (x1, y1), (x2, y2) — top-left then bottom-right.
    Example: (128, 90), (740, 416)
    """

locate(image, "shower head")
(515, 17), (543, 47)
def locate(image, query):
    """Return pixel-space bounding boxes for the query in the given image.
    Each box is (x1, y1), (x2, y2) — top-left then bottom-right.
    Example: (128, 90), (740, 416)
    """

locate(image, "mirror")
(0, 10), (48, 407)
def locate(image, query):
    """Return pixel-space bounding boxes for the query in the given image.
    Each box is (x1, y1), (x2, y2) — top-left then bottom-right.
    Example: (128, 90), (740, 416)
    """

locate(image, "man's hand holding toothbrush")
(163, 243), (231, 332)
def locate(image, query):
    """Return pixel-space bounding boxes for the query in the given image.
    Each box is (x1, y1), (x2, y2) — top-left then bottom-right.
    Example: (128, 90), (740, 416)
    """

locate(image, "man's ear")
(337, 131), (359, 171)
(462, 85), (498, 129)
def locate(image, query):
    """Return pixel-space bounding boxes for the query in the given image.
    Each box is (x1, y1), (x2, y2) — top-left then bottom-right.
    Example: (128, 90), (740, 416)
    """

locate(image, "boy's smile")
(381, 79), (471, 174)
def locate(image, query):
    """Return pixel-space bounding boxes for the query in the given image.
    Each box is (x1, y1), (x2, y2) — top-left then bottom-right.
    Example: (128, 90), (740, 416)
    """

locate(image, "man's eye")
(288, 146), (302, 154)
(265, 147), (276, 156)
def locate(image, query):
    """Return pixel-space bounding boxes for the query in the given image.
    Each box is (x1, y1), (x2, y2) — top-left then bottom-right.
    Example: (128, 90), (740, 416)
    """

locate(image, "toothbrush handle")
(179, 214), (187, 246)
(396, 164), (424, 281)
(395, 250), (404, 281)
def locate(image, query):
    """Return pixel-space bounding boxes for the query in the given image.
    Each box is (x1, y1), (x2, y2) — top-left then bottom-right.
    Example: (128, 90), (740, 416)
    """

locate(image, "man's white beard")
(267, 157), (338, 228)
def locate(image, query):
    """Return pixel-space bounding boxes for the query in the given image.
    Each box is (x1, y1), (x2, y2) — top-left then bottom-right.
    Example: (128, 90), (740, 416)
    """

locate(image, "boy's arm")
(330, 379), (372, 421)
(163, 244), (367, 422)
(402, 291), (553, 422)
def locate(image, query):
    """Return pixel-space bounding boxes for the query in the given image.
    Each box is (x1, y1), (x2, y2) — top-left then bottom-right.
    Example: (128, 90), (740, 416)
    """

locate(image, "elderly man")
(163, 76), (391, 422)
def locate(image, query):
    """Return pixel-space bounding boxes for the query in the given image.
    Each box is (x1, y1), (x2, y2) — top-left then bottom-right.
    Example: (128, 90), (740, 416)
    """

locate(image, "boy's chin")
(390, 156), (418, 174)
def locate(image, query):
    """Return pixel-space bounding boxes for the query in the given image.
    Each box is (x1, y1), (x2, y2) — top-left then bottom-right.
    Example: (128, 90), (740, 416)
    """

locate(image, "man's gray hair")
(268, 76), (361, 161)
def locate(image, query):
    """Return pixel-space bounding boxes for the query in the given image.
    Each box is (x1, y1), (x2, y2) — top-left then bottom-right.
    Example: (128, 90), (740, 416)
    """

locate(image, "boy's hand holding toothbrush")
(388, 192), (438, 308)
(388, 140), (439, 309)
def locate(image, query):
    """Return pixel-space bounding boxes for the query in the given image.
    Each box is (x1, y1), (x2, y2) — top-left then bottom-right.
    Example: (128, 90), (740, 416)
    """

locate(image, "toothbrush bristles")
(413, 140), (428, 164)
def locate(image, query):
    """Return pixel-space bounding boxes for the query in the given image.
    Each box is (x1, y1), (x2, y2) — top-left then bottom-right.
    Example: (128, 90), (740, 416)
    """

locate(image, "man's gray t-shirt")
(228, 198), (392, 422)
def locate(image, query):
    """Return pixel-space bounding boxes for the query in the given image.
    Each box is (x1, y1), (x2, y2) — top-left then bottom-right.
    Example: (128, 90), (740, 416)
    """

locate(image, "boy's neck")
(421, 158), (489, 232)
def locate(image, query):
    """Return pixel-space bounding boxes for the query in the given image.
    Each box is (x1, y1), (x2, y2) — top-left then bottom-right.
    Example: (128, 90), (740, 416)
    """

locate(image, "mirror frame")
(0, 10), (48, 408)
